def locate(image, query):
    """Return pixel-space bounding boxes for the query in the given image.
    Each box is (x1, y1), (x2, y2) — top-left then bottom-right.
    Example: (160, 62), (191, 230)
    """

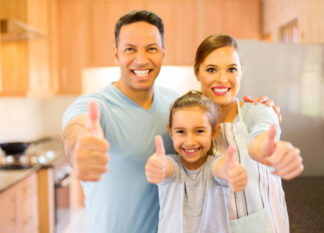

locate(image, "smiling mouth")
(211, 87), (230, 96)
(182, 147), (201, 156)
(131, 69), (151, 78)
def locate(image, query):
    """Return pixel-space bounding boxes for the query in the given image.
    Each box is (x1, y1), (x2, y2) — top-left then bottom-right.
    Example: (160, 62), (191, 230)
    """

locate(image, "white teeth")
(184, 149), (197, 153)
(133, 70), (149, 77)
(212, 88), (228, 93)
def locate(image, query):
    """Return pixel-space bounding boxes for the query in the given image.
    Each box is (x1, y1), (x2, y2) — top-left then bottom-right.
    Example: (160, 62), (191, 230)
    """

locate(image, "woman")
(194, 34), (304, 233)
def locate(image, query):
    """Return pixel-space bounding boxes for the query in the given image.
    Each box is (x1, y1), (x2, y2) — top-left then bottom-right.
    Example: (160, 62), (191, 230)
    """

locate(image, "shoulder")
(241, 102), (281, 141)
(155, 86), (180, 102)
(62, 85), (114, 128)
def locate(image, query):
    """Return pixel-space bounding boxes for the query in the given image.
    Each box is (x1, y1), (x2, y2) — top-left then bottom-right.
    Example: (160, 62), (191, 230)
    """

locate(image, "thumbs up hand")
(262, 124), (304, 180)
(145, 135), (167, 184)
(73, 100), (110, 181)
(225, 146), (248, 192)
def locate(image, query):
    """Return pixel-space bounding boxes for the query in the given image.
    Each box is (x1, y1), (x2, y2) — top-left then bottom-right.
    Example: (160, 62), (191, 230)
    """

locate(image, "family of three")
(62, 10), (304, 233)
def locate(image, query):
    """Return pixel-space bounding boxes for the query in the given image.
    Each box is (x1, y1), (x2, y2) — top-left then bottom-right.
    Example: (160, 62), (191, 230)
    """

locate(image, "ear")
(166, 124), (172, 137)
(162, 46), (166, 63)
(194, 70), (200, 82)
(212, 124), (220, 137)
(113, 44), (119, 65)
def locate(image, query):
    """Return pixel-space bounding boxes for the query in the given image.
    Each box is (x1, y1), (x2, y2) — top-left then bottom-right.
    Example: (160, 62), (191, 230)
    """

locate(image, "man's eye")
(206, 68), (217, 73)
(147, 47), (158, 53)
(228, 67), (237, 73)
(125, 48), (135, 53)
(176, 130), (184, 134)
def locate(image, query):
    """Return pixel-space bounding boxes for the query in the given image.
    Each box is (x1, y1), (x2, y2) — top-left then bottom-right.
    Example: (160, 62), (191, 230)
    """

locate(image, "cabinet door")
(57, 0), (90, 94)
(17, 173), (39, 233)
(0, 186), (17, 233)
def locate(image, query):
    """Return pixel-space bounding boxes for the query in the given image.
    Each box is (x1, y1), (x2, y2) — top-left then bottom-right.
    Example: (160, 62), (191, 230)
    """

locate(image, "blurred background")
(0, 0), (323, 232)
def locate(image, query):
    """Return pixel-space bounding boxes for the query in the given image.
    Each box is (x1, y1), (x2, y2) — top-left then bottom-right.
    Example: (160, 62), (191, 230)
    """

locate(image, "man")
(62, 10), (179, 233)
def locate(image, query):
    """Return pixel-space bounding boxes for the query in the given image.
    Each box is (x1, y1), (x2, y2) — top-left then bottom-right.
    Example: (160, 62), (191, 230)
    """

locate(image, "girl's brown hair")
(194, 34), (239, 74)
(169, 90), (218, 155)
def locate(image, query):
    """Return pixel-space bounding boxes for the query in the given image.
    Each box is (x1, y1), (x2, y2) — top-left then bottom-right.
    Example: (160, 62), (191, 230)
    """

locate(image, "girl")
(194, 34), (304, 233)
(145, 90), (248, 233)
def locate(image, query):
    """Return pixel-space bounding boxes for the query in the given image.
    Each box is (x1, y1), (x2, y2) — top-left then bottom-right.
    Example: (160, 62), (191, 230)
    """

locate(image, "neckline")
(110, 84), (157, 112)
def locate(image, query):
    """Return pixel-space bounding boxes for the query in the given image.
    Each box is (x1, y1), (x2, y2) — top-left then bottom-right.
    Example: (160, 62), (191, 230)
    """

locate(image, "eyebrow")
(205, 63), (238, 67)
(122, 43), (159, 48)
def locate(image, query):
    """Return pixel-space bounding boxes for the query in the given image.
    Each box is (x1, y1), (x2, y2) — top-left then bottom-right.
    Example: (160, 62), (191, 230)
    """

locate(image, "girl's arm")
(145, 135), (175, 184)
(213, 146), (247, 192)
(248, 124), (304, 180)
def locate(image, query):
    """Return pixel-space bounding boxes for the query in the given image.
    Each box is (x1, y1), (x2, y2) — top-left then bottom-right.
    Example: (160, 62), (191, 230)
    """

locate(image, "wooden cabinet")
(0, 173), (38, 233)
(57, 0), (261, 94)
(0, 0), (58, 97)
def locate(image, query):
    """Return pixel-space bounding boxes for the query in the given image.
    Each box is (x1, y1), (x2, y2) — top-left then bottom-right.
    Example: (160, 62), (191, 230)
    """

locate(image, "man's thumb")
(88, 100), (100, 136)
(155, 135), (165, 159)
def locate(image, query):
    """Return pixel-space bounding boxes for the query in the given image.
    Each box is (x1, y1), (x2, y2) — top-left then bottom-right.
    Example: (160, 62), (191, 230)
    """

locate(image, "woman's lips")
(211, 87), (230, 96)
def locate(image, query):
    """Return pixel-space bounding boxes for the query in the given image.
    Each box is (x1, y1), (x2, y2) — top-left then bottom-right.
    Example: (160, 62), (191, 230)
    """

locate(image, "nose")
(134, 50), (149, 67)
(185, 133), (197, 146)
(215, 70), (227, 83)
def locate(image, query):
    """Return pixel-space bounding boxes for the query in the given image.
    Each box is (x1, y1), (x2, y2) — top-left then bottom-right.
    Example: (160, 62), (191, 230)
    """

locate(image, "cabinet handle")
(10, 196), (18, 225)
(24, 216), (34, 225)
(22, 185), (34, 194)
(61, 68), (67, 88)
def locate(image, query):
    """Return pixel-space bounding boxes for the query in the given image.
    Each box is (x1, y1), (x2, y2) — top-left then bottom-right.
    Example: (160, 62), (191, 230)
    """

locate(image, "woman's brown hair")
(194, 34), (239, 74)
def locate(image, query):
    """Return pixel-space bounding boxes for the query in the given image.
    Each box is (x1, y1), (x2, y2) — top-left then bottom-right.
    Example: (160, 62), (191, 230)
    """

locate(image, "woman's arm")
(145, 135), (175, 184)
(248, 124), (304, 180)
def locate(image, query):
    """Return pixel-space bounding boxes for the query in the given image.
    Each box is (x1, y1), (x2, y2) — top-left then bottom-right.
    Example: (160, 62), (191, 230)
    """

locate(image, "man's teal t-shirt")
(62, 84), (179, 233)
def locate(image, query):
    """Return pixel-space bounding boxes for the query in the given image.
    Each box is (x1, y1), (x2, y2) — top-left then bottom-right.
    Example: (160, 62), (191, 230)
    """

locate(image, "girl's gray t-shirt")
(157, 154), (231, 233)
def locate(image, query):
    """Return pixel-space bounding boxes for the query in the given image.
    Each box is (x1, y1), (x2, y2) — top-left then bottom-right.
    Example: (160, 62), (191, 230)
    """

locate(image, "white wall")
(0, 96), (77, 143)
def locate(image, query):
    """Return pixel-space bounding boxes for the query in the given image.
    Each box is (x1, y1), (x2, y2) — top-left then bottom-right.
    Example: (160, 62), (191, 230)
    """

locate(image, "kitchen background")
(0, 0), (323, 233)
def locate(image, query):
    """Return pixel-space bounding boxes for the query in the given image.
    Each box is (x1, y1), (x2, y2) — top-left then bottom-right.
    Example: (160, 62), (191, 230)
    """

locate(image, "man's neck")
(114, 80), (154, 110)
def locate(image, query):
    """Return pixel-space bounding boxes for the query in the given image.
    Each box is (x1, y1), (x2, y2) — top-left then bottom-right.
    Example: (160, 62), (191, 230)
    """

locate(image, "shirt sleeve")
(243, 103), (281, 144)
(158, 155), (179, 185)
(211, 156), (229, 187)
(62, 94), (105, 130)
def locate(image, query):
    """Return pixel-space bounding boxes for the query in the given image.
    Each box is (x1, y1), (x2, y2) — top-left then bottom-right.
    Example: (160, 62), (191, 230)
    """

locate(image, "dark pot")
(0, 142), (30, 155)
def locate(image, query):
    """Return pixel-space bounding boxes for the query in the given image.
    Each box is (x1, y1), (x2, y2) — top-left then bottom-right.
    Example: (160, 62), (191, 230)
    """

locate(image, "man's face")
(114, 21), (165, 93)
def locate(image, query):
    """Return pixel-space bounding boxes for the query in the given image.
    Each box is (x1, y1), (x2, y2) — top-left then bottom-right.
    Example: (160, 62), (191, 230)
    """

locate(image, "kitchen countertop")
(0, 137), (67, 193)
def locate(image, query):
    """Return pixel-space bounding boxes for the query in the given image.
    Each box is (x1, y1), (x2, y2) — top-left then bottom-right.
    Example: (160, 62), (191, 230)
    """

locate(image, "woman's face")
(196, 46), (242, 106)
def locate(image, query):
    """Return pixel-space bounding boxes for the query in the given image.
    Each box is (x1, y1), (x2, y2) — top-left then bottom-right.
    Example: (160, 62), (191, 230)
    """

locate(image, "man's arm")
(62, 115), (88, 165)
(61, 101), (110, 181)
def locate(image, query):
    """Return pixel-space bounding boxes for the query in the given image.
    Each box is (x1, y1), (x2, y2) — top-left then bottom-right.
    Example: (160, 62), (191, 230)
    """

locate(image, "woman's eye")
(228, 67), (237, 73)
(206, 68), (217, 73)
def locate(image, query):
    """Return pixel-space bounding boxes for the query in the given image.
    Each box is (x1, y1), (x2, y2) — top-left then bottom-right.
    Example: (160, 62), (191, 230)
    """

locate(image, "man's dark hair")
(114, 10), (164, 47)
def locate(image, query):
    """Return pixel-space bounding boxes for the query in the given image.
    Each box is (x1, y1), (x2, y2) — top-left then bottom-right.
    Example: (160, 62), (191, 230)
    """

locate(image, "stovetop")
(0, 138), (64, 170)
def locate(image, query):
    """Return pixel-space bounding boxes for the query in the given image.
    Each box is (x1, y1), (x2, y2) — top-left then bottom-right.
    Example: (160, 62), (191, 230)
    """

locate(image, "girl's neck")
(218, 99), (239, 123)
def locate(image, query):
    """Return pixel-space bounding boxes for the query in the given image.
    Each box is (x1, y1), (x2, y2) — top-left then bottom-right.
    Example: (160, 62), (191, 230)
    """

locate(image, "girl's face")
(168, 106), (213, 170)
(196, 46), (242, 106)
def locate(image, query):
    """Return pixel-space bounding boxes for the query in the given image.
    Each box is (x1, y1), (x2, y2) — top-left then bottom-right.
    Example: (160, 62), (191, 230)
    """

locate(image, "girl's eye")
(176, 130), (184, 134)
(228, 67), (237, 73)
(206, 67), (217, 73)
(196, 129), (205, 134)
